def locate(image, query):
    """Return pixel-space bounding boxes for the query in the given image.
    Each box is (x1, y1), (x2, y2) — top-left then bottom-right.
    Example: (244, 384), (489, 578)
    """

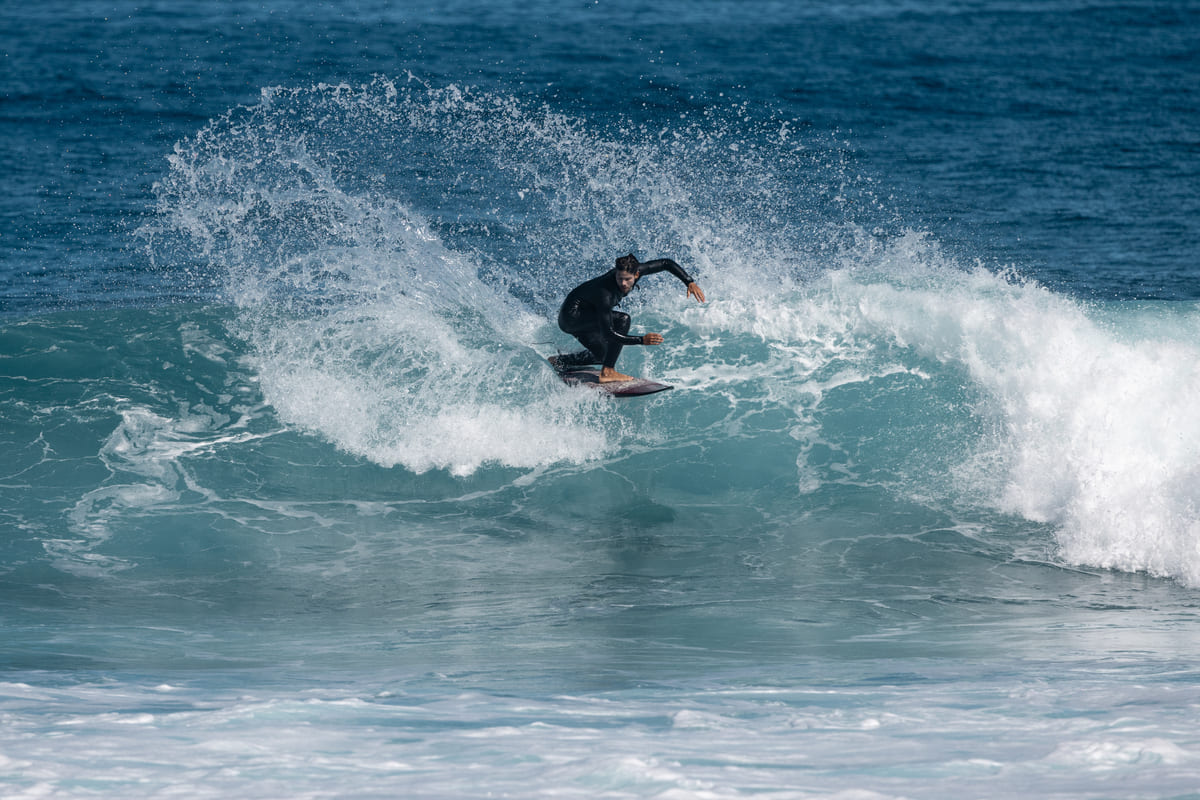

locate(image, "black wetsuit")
(556, 258), (694, 370)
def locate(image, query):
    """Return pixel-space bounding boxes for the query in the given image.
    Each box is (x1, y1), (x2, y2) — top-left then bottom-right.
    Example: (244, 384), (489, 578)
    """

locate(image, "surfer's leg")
(551, 349), (601, 369)
(551, 328), (608, 370)
(596, 313), (635, 382)
(556, 316), (633, 381)
(601, 313), (631, 369)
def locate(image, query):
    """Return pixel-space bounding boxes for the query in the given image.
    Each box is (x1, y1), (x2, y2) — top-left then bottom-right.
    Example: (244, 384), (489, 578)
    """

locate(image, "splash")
(142, 77), (878, 476)
(819, 234), (1200, 585)
(144, 76), (1200, 585)
(144, 79), (661, 475)
(679, 228), (1200, 585)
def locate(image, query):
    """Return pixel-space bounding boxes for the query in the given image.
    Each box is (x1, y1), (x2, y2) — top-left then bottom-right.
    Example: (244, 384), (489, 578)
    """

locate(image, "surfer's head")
(615, 254), (640, 294)
(616, 254), (641, 274)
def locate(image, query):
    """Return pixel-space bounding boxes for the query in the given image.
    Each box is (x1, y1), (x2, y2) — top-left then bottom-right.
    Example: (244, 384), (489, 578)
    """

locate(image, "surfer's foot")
(548, 355), (563, 370)
(598, 367), (633, 383)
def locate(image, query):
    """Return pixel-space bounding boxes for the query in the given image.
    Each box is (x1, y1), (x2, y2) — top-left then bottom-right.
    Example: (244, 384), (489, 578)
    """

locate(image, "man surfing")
(551, 254), (706, 383)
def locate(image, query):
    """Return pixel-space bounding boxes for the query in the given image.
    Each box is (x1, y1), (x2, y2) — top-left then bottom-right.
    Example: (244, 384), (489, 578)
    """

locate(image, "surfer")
(552, 254), (705, 383)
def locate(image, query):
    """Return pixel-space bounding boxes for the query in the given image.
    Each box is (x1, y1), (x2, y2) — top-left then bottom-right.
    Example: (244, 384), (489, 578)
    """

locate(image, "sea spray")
(141, 78), (858, 476)
(144, 81), (638, 475)
(144, 78), (1200, 586)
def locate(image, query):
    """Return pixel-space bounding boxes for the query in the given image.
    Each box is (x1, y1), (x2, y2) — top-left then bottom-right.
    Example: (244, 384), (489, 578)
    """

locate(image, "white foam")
(3, 674), (1197, 800)
(821, 234), (1200, 586)
(247, 287), (615, 475)
(148, 82), (646, 477)
(1048, 737), (1195, 768)
(664, 229), (1200, 586)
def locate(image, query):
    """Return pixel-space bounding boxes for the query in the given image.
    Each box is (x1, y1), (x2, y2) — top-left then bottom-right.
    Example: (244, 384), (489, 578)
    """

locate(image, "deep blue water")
(3, 2), (1200, 798)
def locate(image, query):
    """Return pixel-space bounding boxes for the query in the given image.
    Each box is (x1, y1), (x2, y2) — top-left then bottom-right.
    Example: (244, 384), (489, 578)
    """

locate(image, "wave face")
(126, 80), (1200, 587)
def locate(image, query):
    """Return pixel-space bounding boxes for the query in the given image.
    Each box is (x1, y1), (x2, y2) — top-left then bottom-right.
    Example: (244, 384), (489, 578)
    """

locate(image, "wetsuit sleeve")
(636, 258), (694, 286)
(601, 311), (645, 346)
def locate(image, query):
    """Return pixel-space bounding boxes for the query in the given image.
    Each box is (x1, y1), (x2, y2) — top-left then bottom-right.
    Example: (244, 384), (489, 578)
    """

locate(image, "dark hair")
(615, 254), (640, 273)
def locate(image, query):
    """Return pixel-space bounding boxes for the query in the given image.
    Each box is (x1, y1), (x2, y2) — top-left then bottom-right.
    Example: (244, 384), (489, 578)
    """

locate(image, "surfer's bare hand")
(687, 282), (706, 303)
(643, 332), (664, 346)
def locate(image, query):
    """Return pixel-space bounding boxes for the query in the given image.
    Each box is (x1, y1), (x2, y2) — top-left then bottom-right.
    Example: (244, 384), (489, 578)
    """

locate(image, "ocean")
(3, 2), (1200, 797)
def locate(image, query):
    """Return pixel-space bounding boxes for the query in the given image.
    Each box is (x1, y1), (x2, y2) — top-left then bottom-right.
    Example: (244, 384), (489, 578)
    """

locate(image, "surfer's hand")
(642, 332), (664, 346)
(687, 282), (706, 303)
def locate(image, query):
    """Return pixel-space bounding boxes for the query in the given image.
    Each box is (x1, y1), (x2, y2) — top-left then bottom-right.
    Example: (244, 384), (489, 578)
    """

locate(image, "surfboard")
(557, 368), (673, 397)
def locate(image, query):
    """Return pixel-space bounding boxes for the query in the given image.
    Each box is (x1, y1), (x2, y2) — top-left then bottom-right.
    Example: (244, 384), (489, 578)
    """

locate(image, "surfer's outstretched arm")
(637, 258), (691, 284)
(637, 258), (706, 303)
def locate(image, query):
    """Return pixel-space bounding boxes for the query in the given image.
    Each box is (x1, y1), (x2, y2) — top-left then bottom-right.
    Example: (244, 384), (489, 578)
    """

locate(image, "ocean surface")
(3, 2), (1200, 797)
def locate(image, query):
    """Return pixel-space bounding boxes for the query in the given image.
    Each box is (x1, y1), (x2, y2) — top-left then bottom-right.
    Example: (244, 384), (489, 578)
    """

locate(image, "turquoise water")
(3, 3), (1200, 798)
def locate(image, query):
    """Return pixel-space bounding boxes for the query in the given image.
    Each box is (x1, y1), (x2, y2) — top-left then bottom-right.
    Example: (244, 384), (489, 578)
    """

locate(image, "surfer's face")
(616, 270), (638, 294)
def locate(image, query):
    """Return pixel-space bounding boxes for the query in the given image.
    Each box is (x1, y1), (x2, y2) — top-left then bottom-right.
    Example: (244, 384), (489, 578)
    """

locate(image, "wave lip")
(832, 236), (1200, 586)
